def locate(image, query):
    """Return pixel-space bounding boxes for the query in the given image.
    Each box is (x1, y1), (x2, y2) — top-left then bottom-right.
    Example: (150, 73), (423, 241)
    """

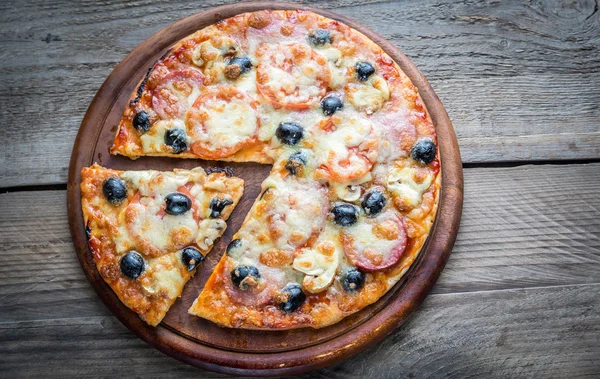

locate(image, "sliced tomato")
(341, 211), (407, 272)
(151, 69), (204, 120)
(124, 186), (199, 257)
(175, 184), (202, 222)
(186, 86), (259, 159)
(255, 42), (330, 110)
(315, 116), (379, 182)
(318, 144), (377, 182)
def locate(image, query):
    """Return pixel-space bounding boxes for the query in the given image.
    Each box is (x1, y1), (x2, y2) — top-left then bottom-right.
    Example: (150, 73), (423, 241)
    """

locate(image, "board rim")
(67, 2), (464, 375)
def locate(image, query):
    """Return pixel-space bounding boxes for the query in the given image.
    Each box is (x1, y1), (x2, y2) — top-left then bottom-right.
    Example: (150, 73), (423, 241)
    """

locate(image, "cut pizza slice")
(80, 164), (244, 326)
(188, 151), (438, 330)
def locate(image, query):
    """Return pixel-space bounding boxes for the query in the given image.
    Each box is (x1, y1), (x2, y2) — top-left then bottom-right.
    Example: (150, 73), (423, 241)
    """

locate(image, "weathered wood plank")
(2, 0), (598, 77)
(1, 0), (599, 187)
(439, 163), (600, 293)
(1, 284), (598, 378)
(1, 164), (598, 324)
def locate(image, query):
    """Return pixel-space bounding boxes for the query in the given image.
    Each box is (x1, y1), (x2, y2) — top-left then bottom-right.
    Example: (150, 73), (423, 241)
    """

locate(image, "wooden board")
(2, 163), (599, 376)
(65, 2), (463, 375)
(1, 0), (599, 188)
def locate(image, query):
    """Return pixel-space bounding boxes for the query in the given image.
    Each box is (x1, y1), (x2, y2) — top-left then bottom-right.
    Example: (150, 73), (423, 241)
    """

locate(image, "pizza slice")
(80, 164), (244, 326)
(109, 28), (272, 164)
(188, 151), (438, 329)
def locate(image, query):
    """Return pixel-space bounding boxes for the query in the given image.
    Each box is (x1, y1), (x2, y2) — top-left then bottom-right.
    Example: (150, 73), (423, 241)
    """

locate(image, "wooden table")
(1, 0), (598, 377)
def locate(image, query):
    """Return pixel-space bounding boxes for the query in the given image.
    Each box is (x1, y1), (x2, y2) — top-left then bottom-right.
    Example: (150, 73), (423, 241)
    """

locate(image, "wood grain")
(1, 0), (599, 376)
(1, 285), (598, 378)
(1, 163), (598, 319)
(1, 0), (599, 187)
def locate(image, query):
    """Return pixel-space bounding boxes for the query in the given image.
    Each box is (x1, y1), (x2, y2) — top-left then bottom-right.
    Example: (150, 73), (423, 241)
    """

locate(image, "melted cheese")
(192, 37), (240, 83)
(313, 114), (376, 178)
(331, 173), (372, 202)
(346, 75), (390, 115)
(235, 72), (258, 95)
(188, 94), (257, 149)
(259, 43), (325, 105)
(346, 218), (399, 257)
(140, 120), (188, 154)
(386, 167), (433, 207)
(114, 170), (190, 253)
(196, 219), (227, 251)
(139, 252), (186, 298)
(124, 196), (198, 253)
(258, 106), (325, 144)
(316, 47), (345, 90)
(262, 175), (327, 251)
(111, 169), (237, 256)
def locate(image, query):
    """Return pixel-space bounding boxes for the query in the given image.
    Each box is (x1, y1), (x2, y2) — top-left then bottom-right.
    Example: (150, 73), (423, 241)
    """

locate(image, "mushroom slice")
(293, 242), (340, 293)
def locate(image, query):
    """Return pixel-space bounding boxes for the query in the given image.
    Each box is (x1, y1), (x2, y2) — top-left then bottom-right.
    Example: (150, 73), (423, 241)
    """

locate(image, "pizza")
(102, 9), (440, 329)
(80, 164), (243, 326)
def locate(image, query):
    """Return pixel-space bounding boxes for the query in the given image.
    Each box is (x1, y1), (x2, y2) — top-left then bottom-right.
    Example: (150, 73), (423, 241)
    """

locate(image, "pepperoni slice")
(255, 42), (330, 110)
(151, 69), (204, 120)
(370, 110), (417, 159)
(341, 210), (407, 272)
(186, 86), (259, 159)
(315, 115), (380, 182)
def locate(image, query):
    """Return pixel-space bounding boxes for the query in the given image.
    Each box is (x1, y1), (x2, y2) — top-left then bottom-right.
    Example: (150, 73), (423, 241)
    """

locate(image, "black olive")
(85, 225), (92, 240)
(165, 192), (192, 215)
(231, 265), (261, 290)
(164, 128), (188, 154)
(275, 122), (304, 145)
(285, 151), (307, 176)
(278, 283), (306, 312)
(308, 29), (331, 46)
(341, 268), (365, 292)
(181, 246), (204, 271)
(228, 56), (252, 74)
(411, 138), (437, 164)
(120, 251), (145, 279)
(132, 111), (151, 133)
(226, 239), (242, 256)
(209, 197), (234, 218)
(320, 96), (343, 116)
(362, 190), (386, 216)
(102, 177), (127, 205)
(332, 202), (359, 226)
(355, 61), (375, 81)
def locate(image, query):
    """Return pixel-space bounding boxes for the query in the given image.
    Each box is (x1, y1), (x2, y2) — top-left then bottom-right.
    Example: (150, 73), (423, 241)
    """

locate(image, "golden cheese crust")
(80, 164), (243, 326)
(108, 9), (440, 329)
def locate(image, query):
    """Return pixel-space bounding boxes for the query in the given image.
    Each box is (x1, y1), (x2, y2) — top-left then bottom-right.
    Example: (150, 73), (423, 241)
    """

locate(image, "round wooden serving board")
(67, 2), (463, 376)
